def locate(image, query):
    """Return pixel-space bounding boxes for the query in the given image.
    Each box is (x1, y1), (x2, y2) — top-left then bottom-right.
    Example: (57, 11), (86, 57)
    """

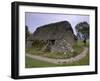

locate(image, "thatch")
(28, 21), (74, 41)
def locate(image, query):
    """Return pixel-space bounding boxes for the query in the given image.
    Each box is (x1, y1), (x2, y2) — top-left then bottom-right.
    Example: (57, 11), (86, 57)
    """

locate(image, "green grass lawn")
(25, 52), (89, 68)
(25, 56), (58, 68)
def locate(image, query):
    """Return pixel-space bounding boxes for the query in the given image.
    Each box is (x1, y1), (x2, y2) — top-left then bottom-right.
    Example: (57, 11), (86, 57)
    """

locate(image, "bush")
(32, 40), (46, 48)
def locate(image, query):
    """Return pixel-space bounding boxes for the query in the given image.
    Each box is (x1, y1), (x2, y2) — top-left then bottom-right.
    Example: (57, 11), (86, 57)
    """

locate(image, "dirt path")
(26, 47), (88, 64)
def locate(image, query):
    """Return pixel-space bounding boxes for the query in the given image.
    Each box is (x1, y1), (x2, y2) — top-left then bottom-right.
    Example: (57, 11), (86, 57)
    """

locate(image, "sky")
(25, 12), (89, 35)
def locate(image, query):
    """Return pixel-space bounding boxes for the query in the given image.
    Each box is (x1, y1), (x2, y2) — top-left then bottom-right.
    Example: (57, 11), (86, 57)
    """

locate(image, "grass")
(25, 56), (57, 68)
(62, 52), (89, 66)
(25, 51), (89, 68)
(25, 40), (89, 68)
(26, 41), (86, 59)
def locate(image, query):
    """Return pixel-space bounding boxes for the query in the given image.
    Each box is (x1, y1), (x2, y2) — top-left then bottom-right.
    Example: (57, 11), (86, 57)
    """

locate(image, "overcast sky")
(25, 12), (89, 35)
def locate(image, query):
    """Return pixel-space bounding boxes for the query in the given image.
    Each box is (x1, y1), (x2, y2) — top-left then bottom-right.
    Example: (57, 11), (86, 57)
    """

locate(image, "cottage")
(26, 21), (76, 52)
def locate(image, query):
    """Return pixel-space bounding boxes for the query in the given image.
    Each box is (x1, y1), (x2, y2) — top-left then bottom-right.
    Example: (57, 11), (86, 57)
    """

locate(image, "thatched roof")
(28, 21), (75, 40)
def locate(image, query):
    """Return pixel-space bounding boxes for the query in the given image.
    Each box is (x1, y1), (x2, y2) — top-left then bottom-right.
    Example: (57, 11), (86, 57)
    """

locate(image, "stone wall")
(51, 39), (74, 53)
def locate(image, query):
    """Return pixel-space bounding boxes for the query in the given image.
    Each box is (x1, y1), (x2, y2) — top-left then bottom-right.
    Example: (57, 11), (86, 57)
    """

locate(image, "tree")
(25, 25), (30, 40)
(75, 22), (89, 40)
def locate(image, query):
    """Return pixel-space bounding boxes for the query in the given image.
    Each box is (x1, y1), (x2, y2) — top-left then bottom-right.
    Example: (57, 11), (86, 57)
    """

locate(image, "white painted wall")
(0, 0), (99, 81)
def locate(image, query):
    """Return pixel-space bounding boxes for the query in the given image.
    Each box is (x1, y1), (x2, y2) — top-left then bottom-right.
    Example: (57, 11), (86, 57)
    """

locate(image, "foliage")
(75, 22), (89, 39)
(25, 25), (30, 40)
(32, 40), (46, 48)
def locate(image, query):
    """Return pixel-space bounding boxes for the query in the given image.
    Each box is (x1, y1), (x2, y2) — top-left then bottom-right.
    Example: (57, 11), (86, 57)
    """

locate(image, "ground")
(25, 40), (89, 68)
(25, 52), (89, 68)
